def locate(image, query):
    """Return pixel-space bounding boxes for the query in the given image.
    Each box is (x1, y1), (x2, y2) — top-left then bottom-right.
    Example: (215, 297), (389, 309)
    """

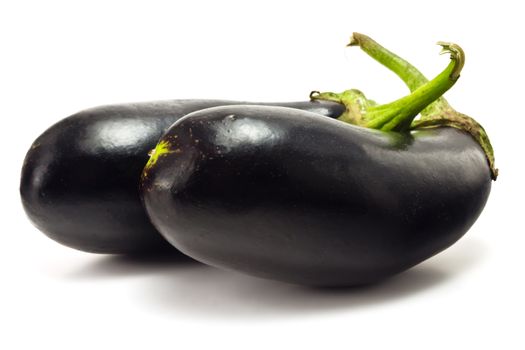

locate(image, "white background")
(1, 0), (523, 349)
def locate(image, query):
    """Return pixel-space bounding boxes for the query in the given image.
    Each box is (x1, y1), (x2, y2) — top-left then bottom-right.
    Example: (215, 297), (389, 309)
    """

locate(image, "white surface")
(1, 0), (523, 349)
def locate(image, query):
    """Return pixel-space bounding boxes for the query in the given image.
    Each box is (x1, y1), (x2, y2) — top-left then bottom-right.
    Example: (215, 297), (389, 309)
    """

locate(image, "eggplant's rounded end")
(19, 112), (176, 255)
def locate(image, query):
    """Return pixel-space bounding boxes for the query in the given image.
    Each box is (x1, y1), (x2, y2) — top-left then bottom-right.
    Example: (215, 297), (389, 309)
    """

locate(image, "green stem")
(349, 33), (497, 180)
(365, 42), (461, 131)
(311, 42), (464, 133)
(348, 33), (427, 92)
(348, 32), (451, 120)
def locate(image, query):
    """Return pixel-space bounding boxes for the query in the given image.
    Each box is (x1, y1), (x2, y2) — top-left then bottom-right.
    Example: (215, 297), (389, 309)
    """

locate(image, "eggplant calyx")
(348, 32), (497, 180)
(312, 41), (463, 133)
(411, 108), (498, 179)
(309, 89), (373, 125)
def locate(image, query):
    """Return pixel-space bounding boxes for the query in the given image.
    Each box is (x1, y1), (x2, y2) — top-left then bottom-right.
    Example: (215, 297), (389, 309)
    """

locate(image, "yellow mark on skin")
(144, 140), (176, 170)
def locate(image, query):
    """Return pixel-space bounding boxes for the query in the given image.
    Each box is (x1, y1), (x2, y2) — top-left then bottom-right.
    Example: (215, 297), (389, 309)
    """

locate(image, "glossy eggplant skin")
(21, 100), (344, 254)
(141, 105), (491, 286)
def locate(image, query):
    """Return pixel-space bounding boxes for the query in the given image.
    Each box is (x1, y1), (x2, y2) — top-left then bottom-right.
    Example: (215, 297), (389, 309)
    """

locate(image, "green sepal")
(348, 32), (497, 180)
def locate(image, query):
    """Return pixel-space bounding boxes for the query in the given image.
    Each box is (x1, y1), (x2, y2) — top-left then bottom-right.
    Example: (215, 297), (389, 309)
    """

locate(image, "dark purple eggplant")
(140, 37), (495, 286)
(20, 100), (344, 254)
(140, 105), (491, 286)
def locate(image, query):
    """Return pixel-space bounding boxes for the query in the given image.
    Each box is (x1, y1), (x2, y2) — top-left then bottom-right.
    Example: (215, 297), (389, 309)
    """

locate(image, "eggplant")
(140, 37), (495, 286)
(20, 100), (344, 254)
(140, 105), (491, 286)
